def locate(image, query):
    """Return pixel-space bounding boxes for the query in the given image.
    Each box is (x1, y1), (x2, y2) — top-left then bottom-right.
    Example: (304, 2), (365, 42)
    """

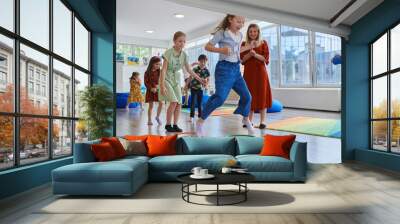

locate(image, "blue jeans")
(201, 61), (251, 120)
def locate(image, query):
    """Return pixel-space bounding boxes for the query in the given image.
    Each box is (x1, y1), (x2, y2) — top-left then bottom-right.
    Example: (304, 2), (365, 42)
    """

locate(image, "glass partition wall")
(0, 0), (91, 170)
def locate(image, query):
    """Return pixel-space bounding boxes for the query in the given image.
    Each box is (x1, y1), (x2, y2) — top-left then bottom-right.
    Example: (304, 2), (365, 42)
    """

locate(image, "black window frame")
(0, 0), (92, 171)
(370, 19), (400, 154)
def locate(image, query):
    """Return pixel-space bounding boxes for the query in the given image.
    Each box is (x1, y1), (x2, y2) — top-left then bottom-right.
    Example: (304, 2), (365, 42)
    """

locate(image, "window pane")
(391, 72), (400, 118)
(0, 0), (14, 31)
(53, 0), (72, 60)
(53, 119), (72, 158)
(391, 120), (400, 153)
(315, 33), (341, 86)
(20, 117), (49, 165)
(74, 69), (89, 118)
(0, 35), (14, 112)
(20, 44), (49, 115)
(261, 23), (279, 87)
(75, 120), (88, 143)
(0, 116), (13, 170)
(151, 47), (165, 57)
(391, 24), (400, 70)
(372, 76), (387, 119)
(20, 0), (49, 49)
(372, 121), (388, 151)
(75, 18), (89, 70)
(53, 59), (72, 117)
(372, 33), (387, 76)
(281, 26), (310, 86)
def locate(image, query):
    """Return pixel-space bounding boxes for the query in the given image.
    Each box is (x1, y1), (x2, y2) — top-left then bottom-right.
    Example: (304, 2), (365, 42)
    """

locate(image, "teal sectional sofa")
(52, 136), (307, 196)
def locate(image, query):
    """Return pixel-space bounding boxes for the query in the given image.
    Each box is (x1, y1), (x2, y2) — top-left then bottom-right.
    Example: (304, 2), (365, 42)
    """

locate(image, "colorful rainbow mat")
(181, 106), (235, 116)
(267, 116), (341, 138)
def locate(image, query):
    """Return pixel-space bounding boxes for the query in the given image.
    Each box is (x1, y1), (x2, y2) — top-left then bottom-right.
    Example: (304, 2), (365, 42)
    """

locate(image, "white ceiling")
(117, 0), (224, 42)
(226, 0), (351, 23)
(222, 0), (382, 26)
(117, 0), (383, 43)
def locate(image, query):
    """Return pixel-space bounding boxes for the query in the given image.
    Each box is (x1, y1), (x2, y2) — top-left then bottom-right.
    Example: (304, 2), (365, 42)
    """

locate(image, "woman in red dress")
(240, 24), (272, 129)
(144, 56), (163, 125)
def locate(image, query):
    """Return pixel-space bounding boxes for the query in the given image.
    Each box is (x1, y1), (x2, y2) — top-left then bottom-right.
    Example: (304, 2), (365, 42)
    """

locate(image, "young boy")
(189, 54), (210, 122)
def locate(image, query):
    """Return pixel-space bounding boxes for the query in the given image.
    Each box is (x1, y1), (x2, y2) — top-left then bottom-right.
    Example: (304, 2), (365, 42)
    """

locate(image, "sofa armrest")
(73, 140), (100, 163)
(289, 141), (307, 181)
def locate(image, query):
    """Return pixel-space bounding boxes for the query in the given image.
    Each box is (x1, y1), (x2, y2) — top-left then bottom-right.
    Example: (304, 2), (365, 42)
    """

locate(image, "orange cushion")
(146, 135), (177, 157)
(124, 135), (150, 141)
(91, 142), (117, 162)
(259, 134), (296, 159)
(101, 137), (127, 158)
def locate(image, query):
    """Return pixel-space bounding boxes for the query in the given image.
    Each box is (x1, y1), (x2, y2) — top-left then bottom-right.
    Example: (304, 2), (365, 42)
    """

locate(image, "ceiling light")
(145, 30), (154, 34)
(174, 13), (184, 19)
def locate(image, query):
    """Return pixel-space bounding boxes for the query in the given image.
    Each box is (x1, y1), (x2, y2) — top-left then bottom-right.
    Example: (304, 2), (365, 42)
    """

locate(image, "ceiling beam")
(164, 0), (351, 38)
(330, 0), (368, 28)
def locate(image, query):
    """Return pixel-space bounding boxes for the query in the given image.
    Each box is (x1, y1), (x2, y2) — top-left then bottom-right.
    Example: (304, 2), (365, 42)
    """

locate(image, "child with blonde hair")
(159, 31), (205, 132)
(196, 14), (254, 136)
(128, 72), (144, 110)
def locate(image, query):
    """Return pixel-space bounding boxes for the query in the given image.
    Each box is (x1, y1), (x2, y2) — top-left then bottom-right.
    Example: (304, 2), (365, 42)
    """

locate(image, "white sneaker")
(243, 119), (255, 136)
(188, 117), (194, 123)
(196, 120), (204, 137)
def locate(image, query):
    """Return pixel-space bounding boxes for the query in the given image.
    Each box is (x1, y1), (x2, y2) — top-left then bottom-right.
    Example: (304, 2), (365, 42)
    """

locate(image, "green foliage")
(79, 84), (114, 140)
(372, 99), (400, 140)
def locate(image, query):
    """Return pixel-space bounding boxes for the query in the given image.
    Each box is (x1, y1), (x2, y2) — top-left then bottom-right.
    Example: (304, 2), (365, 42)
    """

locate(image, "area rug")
(267, 116), (341, 138)
(37, 183), (361, 214)
(182, 106), (235, 116)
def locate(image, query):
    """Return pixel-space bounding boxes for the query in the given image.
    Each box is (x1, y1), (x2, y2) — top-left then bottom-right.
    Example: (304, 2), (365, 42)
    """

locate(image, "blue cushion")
(236, 155), (293, 172)
(235, 136), (263, 155)
(116, 93), (129, 108)
(73, 140), (100, 163)
(52, 162), (139, 183)
(178, 136), (236, 155)
(149, 154), (235, 172)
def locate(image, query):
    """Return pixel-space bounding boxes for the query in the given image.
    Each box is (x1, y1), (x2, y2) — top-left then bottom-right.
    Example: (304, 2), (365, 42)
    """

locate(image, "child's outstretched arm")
(204, 31), (231, 56)
(159, 59), (168, 96)
(185, 63), (205, 85)
(205, 42), (230, 55)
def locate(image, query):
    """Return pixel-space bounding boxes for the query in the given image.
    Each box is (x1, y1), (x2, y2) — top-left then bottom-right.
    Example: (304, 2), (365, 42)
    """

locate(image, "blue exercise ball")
(267, 99), (283, 113)
(331, 54), (341, 65)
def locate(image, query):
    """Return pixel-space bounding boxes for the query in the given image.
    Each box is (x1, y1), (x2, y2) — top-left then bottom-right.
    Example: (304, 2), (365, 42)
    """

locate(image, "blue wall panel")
(344, 0), (400, 171)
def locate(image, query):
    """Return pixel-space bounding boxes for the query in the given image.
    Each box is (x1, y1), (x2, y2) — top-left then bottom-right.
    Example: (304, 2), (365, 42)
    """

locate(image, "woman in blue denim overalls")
(196, 14), (254, 136)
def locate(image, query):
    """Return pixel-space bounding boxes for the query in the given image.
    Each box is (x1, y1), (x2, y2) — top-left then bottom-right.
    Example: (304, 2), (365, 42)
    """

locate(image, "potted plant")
(79, 84), (114, 140)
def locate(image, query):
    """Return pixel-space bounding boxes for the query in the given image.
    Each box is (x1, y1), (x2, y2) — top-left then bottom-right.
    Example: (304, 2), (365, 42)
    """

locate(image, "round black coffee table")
(177, 173), (255, 206)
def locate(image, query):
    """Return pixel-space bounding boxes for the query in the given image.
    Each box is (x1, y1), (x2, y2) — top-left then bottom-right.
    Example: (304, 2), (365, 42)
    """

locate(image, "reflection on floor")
(117, 105), (341, 164)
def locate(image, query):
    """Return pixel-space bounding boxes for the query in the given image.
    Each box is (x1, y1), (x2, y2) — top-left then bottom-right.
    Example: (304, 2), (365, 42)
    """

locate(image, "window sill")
(0, 156), (72, 175)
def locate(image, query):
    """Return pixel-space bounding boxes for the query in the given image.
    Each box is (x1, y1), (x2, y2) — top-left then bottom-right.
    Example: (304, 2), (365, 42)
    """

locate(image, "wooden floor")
(116, 106), (341, 163)
(1, 163), (400, 224)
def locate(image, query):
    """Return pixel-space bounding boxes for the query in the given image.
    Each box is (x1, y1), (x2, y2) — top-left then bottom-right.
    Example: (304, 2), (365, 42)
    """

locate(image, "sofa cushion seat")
(236, 155), (293, 172)
(116, 155), (150, 163)
(149, 154), (235, 172)
(53, 159), (147, 183)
